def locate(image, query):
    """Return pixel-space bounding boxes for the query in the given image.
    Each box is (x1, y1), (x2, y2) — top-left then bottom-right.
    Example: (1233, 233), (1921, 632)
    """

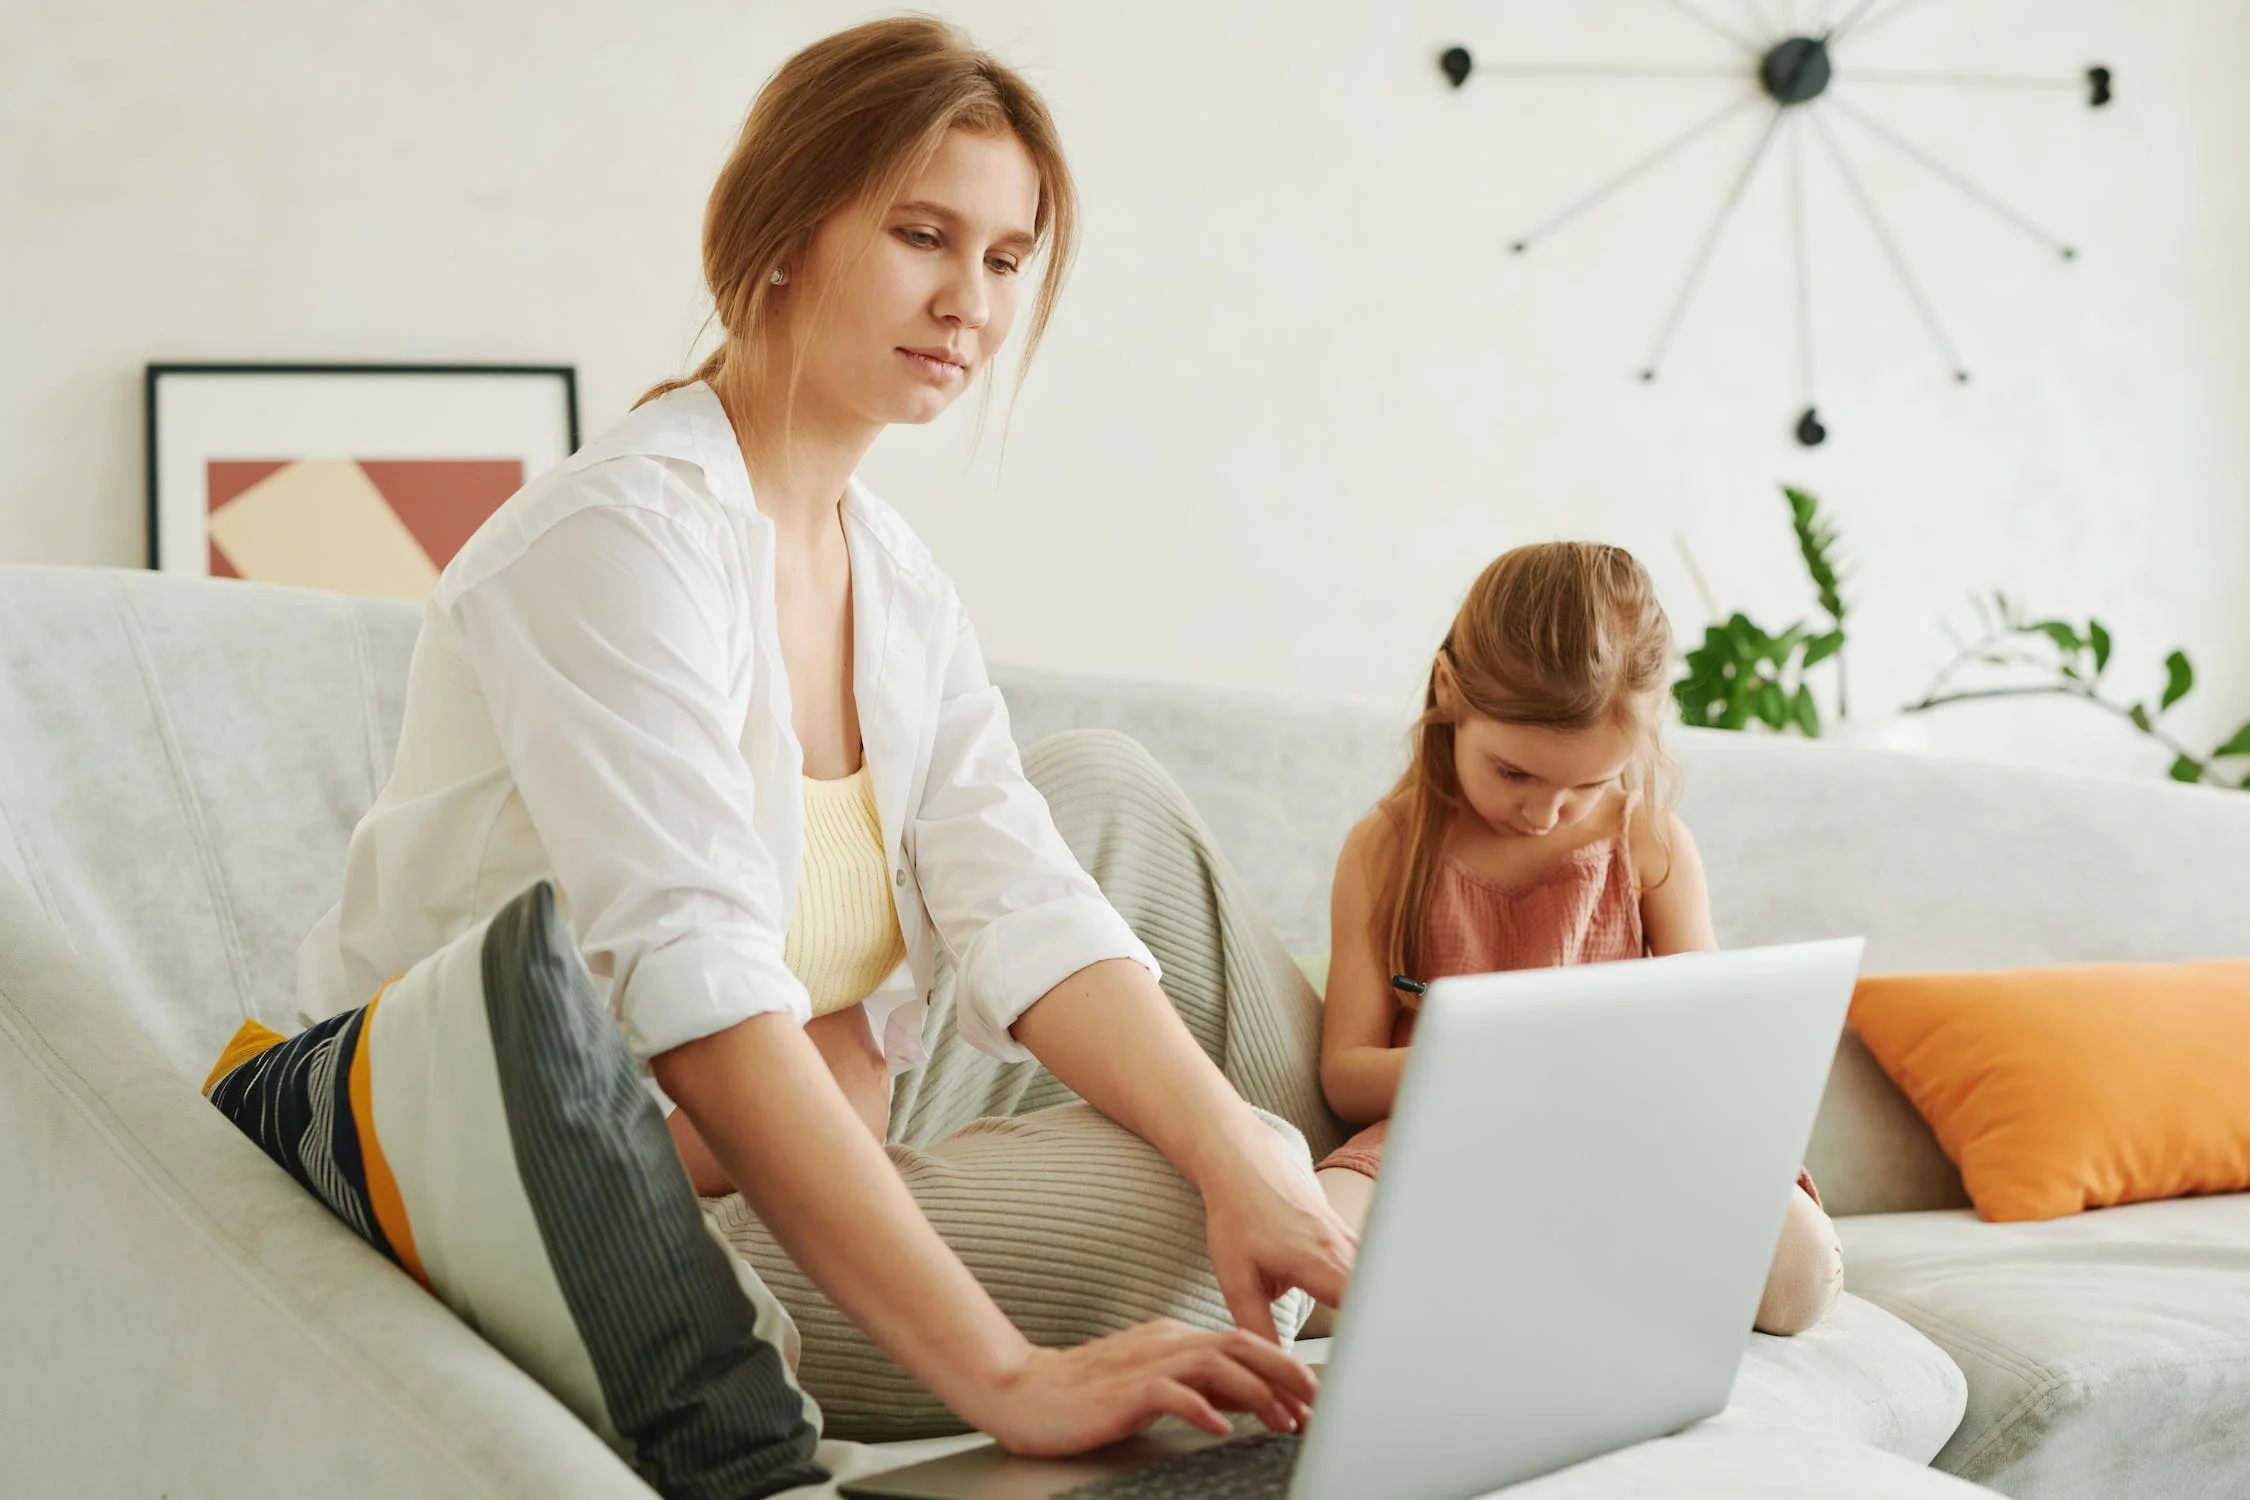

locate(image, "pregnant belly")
(804, 1002), (892, 1142)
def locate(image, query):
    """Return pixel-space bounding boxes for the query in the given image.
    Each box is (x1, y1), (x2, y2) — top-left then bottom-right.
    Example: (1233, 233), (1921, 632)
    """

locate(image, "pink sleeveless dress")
(1316, 800), (1647, 1179)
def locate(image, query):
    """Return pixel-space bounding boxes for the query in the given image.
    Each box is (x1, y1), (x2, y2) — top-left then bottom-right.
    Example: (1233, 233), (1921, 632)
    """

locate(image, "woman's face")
(785, 127), (1041, 431)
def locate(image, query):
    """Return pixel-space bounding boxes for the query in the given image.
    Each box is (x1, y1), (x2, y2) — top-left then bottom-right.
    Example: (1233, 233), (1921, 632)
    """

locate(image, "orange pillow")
(1849, 961), (2250, 1223)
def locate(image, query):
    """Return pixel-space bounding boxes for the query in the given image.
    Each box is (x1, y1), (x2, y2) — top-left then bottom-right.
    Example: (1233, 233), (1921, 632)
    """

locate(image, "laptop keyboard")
(1053, 1432), (1302, 1499)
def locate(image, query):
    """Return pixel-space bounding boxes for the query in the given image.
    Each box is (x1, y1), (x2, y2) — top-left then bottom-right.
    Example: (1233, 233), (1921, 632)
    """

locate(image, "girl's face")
(1437, 663), (1644, 839)
(783, 127), (1040, 431)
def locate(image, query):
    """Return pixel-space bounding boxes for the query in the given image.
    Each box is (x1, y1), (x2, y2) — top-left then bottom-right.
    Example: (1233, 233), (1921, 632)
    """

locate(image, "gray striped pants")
(709, 729), (1350, 1441)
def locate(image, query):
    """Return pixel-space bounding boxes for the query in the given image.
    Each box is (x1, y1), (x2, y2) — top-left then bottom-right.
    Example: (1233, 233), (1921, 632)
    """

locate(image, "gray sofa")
(3, 564), (2246, 1498)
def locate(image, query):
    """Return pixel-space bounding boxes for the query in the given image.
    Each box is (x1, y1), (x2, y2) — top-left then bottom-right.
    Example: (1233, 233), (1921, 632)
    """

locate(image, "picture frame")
(145, 362), (580, 599)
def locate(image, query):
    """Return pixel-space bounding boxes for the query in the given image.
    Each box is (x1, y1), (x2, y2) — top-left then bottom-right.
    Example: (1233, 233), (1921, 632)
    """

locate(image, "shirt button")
(894, 868), (907, 887)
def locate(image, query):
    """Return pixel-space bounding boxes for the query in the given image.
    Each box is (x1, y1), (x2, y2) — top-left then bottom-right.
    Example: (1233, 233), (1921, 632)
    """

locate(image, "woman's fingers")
(1145, 1377), (1231, 1436)
(1165, 1345), (1297, 1433)
(1292, 1226), (1356, 1309)
(1005, 1321), (1320, 1456)
(1214, 1329), (1320, 1407)
(1147, 1328), (1318, 1434)
(1214, 1258), (1281, 1344)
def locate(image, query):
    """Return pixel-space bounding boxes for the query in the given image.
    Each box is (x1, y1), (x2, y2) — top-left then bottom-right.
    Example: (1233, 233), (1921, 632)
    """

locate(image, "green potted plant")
(1672, 487), (2250, 790)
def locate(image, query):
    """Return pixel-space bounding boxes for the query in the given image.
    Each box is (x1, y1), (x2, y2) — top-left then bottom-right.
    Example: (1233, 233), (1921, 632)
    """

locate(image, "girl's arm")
(1635, 804), (1718, 956)
(1319, 812), (1413, 1124)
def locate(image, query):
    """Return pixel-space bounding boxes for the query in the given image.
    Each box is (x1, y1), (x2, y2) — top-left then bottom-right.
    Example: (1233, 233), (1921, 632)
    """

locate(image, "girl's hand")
(1195, 1120), (1359, 1342)
(970, 1320), (1318, 1457)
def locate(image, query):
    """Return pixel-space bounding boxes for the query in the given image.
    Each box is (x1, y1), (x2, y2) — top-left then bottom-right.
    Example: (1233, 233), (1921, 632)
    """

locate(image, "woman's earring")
(769, 268), (787, 286)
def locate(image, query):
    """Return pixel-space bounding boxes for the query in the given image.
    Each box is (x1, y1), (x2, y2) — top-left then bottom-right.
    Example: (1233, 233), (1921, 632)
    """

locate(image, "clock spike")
(1830, 98), (2082, 263)
(1823, 0), (1883, 42)
(1661, 0), (1762, 56)
(1833, 0), (1938, 45)
(1641, 107), (1788, 382)
(1507, 94), (1760, 255)
(1844, 69), (2085, 94)
(1468, 64), (1750, 80)
(1810, 112), (1973, 385)
(1789, 116), (1817, 427)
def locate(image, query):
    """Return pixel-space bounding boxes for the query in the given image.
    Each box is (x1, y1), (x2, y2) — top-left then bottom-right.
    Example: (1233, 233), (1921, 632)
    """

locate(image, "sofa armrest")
(0, 870), (651, 1500)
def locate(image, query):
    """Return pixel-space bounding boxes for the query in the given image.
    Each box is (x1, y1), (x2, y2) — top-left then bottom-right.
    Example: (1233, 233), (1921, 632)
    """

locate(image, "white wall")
(7, 1), (2248, 776)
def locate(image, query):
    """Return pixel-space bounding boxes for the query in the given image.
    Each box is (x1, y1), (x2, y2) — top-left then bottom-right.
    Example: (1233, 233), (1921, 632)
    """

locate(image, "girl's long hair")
(1382, 543), (1679, 989)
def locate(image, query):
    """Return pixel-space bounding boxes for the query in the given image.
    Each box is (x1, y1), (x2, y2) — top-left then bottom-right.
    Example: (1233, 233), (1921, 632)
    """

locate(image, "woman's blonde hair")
(638, 16), (1077, 410)
(1381, 543), (1679, 988)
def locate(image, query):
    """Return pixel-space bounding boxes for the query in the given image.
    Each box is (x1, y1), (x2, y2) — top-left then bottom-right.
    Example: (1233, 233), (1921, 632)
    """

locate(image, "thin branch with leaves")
(1907, 591), (2250, 787)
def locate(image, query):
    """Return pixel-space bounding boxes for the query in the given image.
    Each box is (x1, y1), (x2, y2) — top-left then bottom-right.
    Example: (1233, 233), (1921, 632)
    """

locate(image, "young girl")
(1310, 542), (1843, 1337)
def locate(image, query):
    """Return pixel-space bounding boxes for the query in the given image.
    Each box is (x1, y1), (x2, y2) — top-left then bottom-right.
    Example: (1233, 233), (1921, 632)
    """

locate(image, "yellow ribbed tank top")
(784, 766), (907, 1018)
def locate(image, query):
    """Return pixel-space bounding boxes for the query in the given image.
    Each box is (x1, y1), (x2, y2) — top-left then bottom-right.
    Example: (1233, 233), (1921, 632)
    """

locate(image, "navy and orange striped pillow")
(205, 881), (826, 1500)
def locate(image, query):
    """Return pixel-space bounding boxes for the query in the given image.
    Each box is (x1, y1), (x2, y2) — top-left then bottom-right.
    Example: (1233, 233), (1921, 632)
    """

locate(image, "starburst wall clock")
(1441, 0), (2112, 445)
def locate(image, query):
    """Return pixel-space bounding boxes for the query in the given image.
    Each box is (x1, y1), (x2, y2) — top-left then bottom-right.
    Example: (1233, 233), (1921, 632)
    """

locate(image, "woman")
(296, 17), (1353, 1460)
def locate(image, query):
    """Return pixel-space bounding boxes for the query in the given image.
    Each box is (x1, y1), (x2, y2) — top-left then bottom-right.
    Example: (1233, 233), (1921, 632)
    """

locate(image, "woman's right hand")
(659, 1019), (1318, 1460)
(962, 1319), (1318, 1458)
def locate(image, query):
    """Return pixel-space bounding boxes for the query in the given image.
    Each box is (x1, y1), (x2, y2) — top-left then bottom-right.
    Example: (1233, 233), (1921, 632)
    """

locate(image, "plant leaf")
(2031, 620), (2083, 656)
(2161, 651), (2194, 711)
(2129, 703), (2153, 733)
(2210, 722), (2250, 761)
(2170, 755), (2206, 784)
(1801, 630), (1846, 669)
(1791, 685), (1822, 737)
(2088, 621), (2112, 675)
(1785, 487), (1848, 625)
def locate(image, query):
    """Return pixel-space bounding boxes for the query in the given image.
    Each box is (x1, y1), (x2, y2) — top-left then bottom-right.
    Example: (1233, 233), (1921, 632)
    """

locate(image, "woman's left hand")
(1195, 1119), (1358, 1342)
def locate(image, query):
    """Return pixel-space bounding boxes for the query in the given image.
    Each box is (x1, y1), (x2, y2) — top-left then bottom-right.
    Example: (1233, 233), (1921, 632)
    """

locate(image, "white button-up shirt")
(296, 382), (1157, 1077)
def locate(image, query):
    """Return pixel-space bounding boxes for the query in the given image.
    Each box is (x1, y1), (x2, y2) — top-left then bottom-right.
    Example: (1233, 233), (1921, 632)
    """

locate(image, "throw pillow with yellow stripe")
(203, 880), (826, 1500)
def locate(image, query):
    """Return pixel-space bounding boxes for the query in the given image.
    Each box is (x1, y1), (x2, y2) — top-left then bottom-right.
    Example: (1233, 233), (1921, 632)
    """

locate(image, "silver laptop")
(841, 938), (1864, 1500)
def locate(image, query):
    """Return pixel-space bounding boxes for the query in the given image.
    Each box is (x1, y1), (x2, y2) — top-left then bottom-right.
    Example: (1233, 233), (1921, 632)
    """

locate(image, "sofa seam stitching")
(345, 601), (386, 800)
(1853, 1292), (2046, 1384)
(0, 979), (507, 1491)
(107, 575), (257, 1022)
(0, 788), (63, 924)
(1878, 1294), (2250, 1476)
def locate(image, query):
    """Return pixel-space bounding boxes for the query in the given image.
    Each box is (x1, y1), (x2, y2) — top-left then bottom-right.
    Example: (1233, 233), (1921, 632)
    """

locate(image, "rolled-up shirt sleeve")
(445, 498), (810, 1061)
(911, 591), (1159, 1063)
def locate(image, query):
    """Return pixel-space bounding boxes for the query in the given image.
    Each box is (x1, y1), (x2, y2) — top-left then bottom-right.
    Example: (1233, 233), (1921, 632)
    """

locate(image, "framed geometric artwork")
(146, 363), (579, 600)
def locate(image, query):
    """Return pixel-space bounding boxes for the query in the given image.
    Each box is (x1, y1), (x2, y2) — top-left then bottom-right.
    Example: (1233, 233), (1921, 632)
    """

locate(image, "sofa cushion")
(1726, 1292), (1966, 1463)
(1850, 961), (2250, 1223)
(205, 880), (826, 1500)
(1840, 1193), (2250, 1498)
